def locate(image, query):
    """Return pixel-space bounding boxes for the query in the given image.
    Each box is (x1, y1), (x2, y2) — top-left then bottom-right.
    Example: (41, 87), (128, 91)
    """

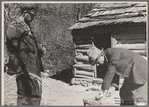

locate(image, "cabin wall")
(71, 23), (147, 85)
(71, 29), (98, 86)
(92, 24), (147, 57)
(92, 24), (146, 44)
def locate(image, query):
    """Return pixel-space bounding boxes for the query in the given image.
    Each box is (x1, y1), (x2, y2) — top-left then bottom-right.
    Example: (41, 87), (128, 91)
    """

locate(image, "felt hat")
(21, 3), (38, 14)
(87, 46), (102, 66)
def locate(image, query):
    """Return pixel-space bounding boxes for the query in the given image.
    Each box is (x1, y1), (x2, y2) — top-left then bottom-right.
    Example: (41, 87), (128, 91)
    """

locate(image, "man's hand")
(106, 86), (116, 97)
(95, 90), (108, 101)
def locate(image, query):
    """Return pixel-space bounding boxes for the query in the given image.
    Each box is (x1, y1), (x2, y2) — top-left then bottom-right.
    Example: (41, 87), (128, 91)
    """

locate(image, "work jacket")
(102, 48), (147, 90)
(6, 18), (44, 76)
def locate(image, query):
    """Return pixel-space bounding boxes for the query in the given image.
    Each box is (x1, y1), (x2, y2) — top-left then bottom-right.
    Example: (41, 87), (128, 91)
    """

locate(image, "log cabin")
(69, 3), (147, 86)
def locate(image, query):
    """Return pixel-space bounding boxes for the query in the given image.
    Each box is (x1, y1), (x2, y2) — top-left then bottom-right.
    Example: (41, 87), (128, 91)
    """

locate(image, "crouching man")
(87, 46), (147, 106)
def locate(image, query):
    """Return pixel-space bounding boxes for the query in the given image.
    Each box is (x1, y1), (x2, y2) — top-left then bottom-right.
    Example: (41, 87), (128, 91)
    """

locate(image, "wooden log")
(116, 36), (145, 39)
(76, 44), (93, 49)
(93, 65), (97, 78)
(74, 59), (85, 64)
(75, 49), (88, 54)
(76, 52), (84, 56)
(71, 78), (81, 85)
(116, 34), (145, 37)
(71, 78), (75, 85)
(75, 55), (89, 62)
(74, 59), (90, 64)
(74, 77), (93, 82)
(93, 78), (103, 84)
(117, 40), (145, 44)
(115, 44), (146, 50)
(74, 75), (94, 78)
(73, 64), (95, 71)
(131, 50), (146, 56)
(73, 68), (94, 77)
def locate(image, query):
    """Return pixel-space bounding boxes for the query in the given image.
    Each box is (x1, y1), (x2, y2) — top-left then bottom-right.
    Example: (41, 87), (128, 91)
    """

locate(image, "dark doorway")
(93, 33), (111, 78)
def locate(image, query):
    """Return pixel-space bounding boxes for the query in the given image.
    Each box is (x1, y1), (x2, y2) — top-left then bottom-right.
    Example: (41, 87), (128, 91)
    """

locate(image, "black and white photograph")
(1, 1), (148, 106)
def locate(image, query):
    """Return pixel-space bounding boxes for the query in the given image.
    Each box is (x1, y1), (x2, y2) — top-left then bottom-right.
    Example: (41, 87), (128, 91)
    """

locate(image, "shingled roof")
(69, 3), (147, 30)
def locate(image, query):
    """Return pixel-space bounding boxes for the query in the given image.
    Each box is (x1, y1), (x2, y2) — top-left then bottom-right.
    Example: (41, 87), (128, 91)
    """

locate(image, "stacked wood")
(73, 68), (94, 77)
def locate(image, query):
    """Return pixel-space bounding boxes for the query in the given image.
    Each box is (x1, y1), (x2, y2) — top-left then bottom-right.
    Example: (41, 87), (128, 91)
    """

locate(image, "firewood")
(74, 59), (85, 64)
(74, 74), (94, 78)
(73, 68), (94, 77)
(75, 49), (88, 54)
(74, 59), (90, 64)
(75, 55), (89, 62)
(71, 78), (82, 85)
(76, 44), (93, 49)
(93, 78), (103, 84)
(75, 78), (93, 82)
(71, 78), (75, 85)
(73, 64), (95, 71)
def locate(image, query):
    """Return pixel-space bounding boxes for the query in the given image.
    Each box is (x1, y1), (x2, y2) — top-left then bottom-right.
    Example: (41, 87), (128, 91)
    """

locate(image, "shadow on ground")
(50, 68), (73, 84)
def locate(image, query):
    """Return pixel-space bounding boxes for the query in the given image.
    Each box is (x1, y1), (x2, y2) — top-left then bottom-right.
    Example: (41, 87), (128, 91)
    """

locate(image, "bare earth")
(4, 73), (121, 106)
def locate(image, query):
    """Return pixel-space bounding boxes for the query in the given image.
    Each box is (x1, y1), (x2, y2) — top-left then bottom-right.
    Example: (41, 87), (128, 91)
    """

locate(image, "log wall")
(115, 43), (147, 57)
(71, 24), (146, 86)
(71, 32), (99, 86)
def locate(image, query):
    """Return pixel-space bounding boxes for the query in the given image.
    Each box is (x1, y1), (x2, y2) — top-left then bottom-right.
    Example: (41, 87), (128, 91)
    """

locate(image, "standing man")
(6, 4), (44, 105)
(87, 46), (147, 105)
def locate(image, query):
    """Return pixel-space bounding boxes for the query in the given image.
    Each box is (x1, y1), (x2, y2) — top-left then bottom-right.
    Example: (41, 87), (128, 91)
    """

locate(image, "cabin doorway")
(93, 33), (111, 78)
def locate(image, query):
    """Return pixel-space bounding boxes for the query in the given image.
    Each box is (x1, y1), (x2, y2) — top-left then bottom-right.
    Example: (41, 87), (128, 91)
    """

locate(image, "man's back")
(105, 48), (147, 84)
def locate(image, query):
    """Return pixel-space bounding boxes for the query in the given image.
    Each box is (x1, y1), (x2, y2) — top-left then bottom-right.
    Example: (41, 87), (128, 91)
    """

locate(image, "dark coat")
(102, 48), (147, 90)
(6, 19), (44, 76)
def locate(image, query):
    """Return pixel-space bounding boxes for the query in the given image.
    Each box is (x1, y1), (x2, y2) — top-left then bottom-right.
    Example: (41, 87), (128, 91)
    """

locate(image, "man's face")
(24, 12), (35, 22)
(97, 55), (104, 65)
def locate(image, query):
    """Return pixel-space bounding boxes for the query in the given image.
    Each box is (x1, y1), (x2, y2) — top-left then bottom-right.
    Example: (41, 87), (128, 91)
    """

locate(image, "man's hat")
(87, 46), (102, 66)
(21, 3), (38, 14)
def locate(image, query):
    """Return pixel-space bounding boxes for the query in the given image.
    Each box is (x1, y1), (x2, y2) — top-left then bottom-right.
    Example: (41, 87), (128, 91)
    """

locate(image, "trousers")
(16, 74), (42, 105)
(120, 78), (147, 106)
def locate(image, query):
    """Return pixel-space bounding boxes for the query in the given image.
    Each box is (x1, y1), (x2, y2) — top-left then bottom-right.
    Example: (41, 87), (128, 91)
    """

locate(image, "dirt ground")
(4, 72), (121, 106)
